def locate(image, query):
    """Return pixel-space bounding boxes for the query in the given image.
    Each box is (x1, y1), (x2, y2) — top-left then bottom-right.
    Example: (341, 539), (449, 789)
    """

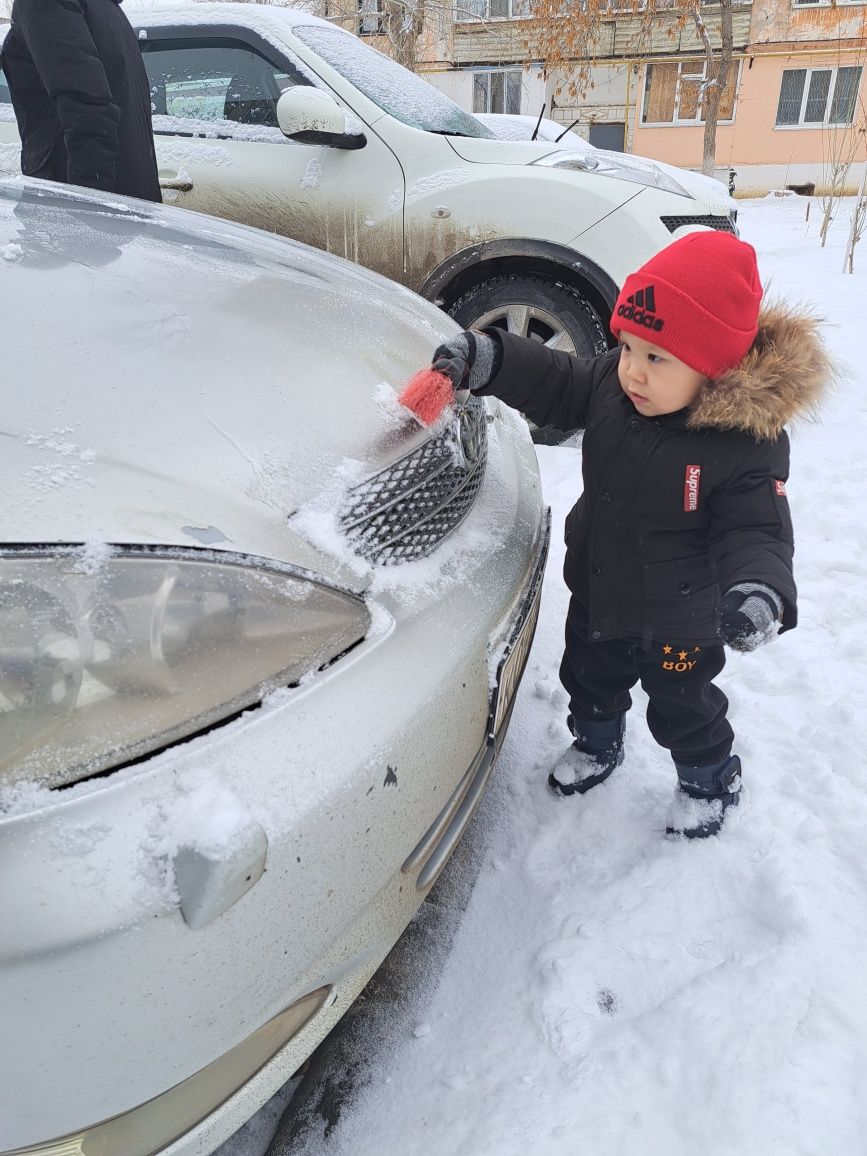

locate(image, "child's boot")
(666, 754), (741, 839)
(549, 714), (625, 797)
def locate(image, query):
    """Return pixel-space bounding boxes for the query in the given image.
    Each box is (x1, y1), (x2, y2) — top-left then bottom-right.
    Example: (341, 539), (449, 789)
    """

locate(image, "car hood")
(455, 122), (736, 213)
(0, 180), (455, 587)
(445, 135), (562, 167)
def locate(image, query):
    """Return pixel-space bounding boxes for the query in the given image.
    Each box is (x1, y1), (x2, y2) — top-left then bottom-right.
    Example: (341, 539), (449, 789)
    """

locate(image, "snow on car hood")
(0, 180), (454, 584)
(473, 113), (591, 151)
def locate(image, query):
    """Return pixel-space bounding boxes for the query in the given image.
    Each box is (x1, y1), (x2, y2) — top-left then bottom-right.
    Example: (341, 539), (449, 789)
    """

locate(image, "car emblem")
(457, 406), (482, 468)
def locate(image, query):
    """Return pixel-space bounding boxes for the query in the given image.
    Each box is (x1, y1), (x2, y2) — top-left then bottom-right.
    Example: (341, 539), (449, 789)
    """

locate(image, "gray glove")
(432, 330), (497, 393)
(719, 583), (783, 652)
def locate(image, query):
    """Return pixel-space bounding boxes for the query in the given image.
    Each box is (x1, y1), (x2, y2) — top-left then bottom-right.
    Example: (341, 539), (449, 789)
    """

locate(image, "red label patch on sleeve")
(683, 464), (701, 512)
(774, 479), (787, 497)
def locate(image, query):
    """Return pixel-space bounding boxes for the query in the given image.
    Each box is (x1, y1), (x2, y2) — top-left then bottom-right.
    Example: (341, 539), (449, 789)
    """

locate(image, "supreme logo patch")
(774, 479), (787, 497)
(683, 464), (701, 512)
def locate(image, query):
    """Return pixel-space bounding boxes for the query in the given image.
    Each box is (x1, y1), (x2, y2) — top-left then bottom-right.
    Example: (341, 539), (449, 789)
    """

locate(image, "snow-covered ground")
(250, 196), (867, 1155)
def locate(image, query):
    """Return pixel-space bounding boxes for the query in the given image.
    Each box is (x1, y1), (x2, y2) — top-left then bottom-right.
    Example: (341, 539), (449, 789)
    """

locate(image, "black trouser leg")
(559, 596), (638, 725)
(635, 639), (733, 766)
(559, 599), (733, 766)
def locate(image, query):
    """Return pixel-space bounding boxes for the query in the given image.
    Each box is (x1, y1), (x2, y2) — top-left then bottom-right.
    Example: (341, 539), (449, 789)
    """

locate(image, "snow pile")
(289, 454), (370, 580)
(150, 114), (285, 145)
(300, 159), (324, 191)
(291, 434), (505, 608)
(22, 428), (97, 494)
(260, 196), (867, 1156)
(290, 379), (508, 608)
(406, 170), (474, 202)
(154, 139), (231, 169)
(157, 782), (261, 863)
(71, 539), (116, 576)
(0, 145), (20, 175)
(474, 112), (588, 149)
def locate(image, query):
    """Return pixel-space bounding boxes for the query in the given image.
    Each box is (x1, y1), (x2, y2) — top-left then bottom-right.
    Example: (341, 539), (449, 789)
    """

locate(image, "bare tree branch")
(521, 0), (735, 174)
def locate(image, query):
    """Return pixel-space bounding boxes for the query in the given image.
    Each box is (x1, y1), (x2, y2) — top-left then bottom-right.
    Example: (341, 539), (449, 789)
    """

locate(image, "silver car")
(0, 179), (547, 1155)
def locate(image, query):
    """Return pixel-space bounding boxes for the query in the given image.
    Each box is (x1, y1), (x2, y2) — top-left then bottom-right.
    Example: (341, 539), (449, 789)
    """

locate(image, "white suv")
(0, 2), (736, 366)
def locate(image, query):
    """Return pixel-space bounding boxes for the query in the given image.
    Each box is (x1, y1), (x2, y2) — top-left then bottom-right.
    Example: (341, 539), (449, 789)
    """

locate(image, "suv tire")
(448, 274), (610, 445)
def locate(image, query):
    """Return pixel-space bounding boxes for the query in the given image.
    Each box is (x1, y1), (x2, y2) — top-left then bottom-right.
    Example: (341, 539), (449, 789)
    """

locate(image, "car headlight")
(533, 149), (693, 199)
(0, 547), (370, 791)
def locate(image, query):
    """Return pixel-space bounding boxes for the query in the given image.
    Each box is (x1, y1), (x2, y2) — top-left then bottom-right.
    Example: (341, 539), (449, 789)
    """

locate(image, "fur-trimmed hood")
(687, 303), (833, 440)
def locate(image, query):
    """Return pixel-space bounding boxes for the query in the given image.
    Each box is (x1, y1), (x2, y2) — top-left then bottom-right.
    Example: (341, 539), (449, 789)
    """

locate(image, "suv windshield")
(293, 26), (493, 139)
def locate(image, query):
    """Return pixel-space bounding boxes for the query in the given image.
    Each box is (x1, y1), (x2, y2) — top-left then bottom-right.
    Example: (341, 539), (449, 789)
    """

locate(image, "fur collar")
(687, 304), (833, 440)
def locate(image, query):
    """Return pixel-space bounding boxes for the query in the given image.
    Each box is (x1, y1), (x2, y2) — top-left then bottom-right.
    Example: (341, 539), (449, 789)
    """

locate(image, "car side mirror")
(276, 88), (366, 151)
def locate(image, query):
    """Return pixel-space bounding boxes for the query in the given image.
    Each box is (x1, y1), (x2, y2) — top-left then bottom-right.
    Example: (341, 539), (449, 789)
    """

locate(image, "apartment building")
(630, 1), (867, 191)
(392, 0), (867, 194)
(400, 2), (752, 163)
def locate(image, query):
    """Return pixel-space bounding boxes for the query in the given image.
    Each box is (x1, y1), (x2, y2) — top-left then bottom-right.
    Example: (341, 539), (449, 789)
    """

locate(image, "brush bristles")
(397, 368), (455, 426)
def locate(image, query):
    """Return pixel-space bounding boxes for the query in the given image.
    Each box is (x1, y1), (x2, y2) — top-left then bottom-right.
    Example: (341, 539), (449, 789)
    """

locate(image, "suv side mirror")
(276, 88), (366, 151)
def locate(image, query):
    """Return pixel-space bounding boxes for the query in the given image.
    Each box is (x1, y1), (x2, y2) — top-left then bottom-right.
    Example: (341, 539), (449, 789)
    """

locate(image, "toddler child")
(432, 231), (830, 838)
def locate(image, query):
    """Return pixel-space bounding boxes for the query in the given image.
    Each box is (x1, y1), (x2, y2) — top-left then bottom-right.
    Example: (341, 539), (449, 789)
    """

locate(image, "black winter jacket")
(475, 306), (829, 645)
(3, 0), (160, 202)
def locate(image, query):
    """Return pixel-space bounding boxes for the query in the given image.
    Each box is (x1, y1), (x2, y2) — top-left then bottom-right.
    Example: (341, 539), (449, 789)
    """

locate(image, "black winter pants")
(560, 597), (733, 766)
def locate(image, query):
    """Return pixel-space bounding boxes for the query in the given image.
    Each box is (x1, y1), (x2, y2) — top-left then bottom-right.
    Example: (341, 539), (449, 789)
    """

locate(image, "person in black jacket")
(432, 231), (831, 838)
(2, 0), (160, 202)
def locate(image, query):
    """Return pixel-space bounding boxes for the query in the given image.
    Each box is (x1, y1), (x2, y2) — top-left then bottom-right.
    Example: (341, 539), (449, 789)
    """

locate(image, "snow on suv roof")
(125, 1), (334, 34)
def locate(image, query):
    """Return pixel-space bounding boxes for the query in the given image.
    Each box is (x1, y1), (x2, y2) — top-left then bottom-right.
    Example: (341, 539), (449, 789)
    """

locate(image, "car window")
(0, 66), (10, 106)
(292, 25), (493, 139)
(141, 38), (306, 130)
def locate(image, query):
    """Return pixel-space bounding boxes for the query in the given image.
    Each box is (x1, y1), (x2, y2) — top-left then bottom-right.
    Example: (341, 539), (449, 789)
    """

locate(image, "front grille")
(339, 396), (488, 565)
(660, 214), (737, 234)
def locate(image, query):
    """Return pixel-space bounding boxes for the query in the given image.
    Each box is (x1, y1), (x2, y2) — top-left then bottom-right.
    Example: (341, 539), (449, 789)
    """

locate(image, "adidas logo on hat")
(610, 232), (763, 379)
(616, 285), (665, 333)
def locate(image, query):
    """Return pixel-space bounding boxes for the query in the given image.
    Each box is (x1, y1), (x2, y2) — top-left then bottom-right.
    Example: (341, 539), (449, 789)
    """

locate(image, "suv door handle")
(159, 171), (194, 192)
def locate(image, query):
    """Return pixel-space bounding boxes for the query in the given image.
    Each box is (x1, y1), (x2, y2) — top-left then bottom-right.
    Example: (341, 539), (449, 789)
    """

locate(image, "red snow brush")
(397, 367), (455, 427)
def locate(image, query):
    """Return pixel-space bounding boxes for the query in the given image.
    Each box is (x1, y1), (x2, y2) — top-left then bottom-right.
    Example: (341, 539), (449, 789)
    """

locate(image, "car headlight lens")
(0, 548), (370, 791)
(533, 149), (693, 199)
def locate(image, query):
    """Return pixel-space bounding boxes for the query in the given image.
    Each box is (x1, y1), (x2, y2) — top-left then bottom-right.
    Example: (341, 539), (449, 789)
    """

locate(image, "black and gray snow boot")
(548, 714), (626, 797)
(666, 754), (742, 839)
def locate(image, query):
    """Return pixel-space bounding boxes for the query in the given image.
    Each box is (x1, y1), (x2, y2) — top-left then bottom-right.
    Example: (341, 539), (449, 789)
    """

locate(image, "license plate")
(489, 510), (550, 743)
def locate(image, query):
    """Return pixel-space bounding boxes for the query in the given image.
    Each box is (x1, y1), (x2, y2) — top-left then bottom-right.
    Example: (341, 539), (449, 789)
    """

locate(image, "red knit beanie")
(610, 231), (763, 380)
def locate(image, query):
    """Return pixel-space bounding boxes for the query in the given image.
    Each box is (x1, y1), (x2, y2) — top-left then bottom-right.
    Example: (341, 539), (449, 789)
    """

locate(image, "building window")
(357, 0), (384, 35)
(641, 60), (739, 125)
(776, 66), (861, 126)
(472, 69), (522, 113)
(456, 0), (529, 21)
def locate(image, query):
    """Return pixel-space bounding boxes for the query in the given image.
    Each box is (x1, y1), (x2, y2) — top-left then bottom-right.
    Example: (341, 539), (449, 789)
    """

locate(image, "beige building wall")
(629, 0), (867, 195)
(634, 50), (867, 194)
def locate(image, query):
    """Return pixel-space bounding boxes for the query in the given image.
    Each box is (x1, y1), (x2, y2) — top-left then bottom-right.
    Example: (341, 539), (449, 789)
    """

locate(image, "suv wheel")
(447, 274), (609, 445)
